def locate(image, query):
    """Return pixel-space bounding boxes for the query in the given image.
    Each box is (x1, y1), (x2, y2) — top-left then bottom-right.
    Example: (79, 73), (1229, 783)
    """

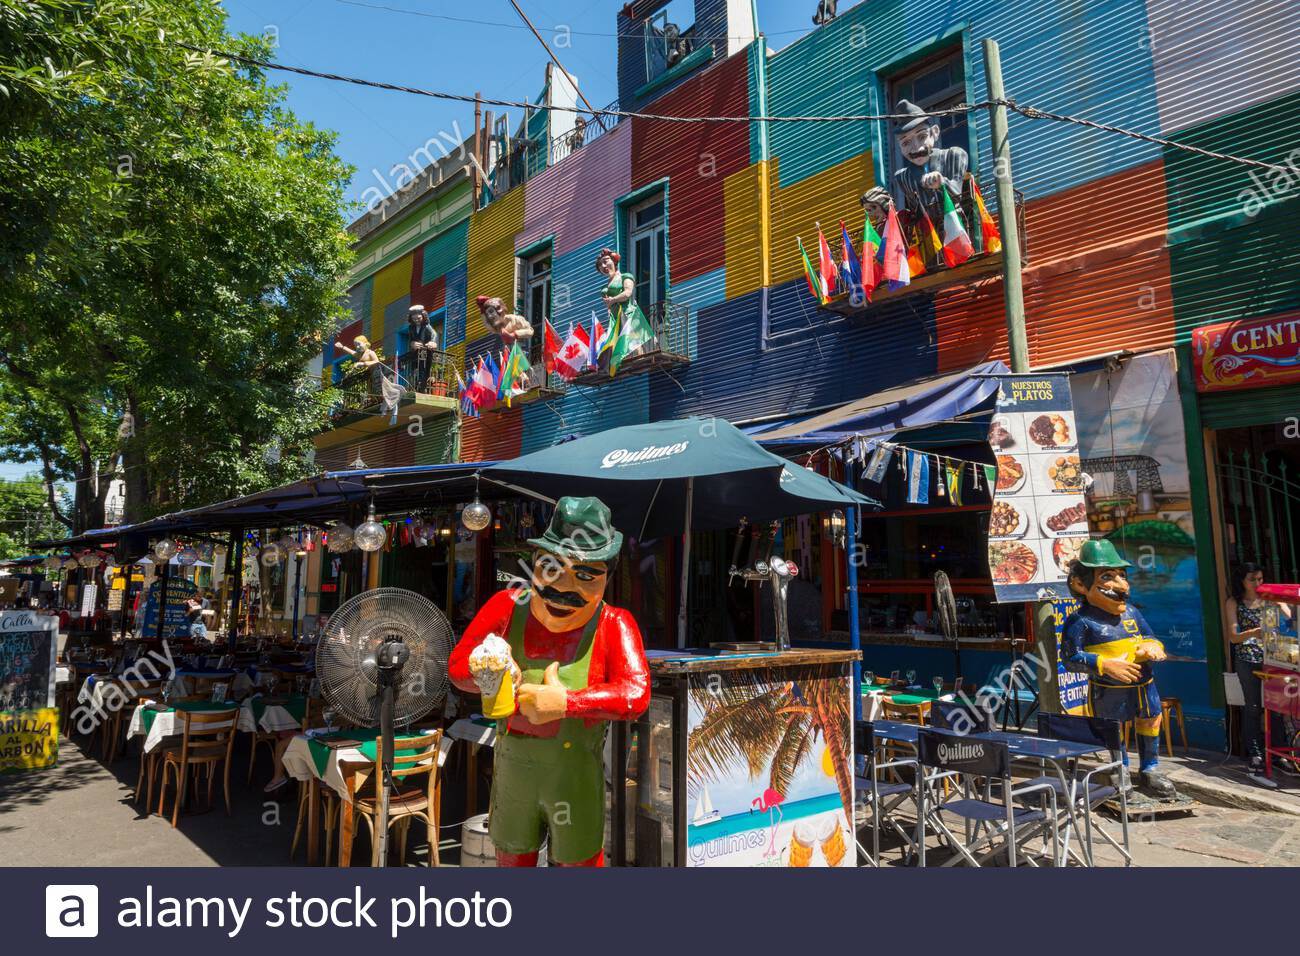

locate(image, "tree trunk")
(122, 392), (150, 524)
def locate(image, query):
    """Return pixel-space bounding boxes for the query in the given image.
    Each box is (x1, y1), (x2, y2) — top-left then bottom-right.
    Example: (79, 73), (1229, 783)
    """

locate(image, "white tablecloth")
(236, 698), (303, 733)
(282, 730), (449, 803)
(126, 701), (237, 753)
(55, 665), (72, 685)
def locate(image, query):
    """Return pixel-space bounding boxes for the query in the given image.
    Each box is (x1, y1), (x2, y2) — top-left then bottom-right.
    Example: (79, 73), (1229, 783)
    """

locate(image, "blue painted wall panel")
(521, 374), (651, 452)
(444, 265), (468, 348)
(550, 232), (618, 338)
(421, 220), (470, 286)
(670, 265), (725, 360)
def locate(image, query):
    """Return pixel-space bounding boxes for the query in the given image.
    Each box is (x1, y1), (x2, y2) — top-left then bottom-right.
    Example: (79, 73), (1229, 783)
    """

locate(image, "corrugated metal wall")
(518, 122), (631, 258)
(631, 50), (751, 283)
(465, 185), (528, 341)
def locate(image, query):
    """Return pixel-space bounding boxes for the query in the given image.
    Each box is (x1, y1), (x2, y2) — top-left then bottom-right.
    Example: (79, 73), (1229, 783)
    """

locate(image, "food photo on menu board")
(986, 375), (1089, 602)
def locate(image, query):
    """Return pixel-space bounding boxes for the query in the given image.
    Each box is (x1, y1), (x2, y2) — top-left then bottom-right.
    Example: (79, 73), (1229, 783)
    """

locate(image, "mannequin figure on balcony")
(477, 295), (534, 348)
(406, 304), (438, 391)
(889, 99), (968, 236)
(596, 248), (653, 374)
(859, 185), (894, 233)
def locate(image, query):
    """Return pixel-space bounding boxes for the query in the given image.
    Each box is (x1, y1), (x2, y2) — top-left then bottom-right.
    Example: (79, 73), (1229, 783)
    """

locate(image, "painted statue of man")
(889, 99), (968, 233)
(449, 496), (650, 866)
(476, 295), (534, 348)
(1062, 539), (1179, 799)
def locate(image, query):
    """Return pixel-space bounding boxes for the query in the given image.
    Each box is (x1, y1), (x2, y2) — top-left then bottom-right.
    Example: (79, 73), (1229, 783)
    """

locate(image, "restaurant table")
(282, 728), (449, 866)
(870, 719), (1109, 865)
(861, 685), (953, 721)
(126, 699), (239, 753)
(237, 695), (307, 733)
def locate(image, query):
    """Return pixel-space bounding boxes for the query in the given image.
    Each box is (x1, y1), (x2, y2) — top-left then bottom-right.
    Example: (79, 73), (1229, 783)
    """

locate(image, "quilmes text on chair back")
(1037, 712), (1122, 751)
(918, 728), (1009, 779)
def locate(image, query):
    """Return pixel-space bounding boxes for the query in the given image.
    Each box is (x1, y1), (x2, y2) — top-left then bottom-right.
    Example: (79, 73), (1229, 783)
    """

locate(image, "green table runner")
(306, 728), (433, 778)
(140, 700), (238, 736)
(251, 695), (307, 726)
(862, 686), (947, 706)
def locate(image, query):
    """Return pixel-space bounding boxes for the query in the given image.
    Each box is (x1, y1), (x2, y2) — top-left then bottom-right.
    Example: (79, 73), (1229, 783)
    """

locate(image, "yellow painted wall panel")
(466, 187), (527, 341)
(723, 161), (769, 300)
(767, 151), (876, 288)
(370, 253), (414, 342)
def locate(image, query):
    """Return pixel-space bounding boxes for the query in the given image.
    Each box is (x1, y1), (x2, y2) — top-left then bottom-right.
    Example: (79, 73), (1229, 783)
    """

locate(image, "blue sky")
(222, 0), (819, 212)
(0, 1), (819, 485)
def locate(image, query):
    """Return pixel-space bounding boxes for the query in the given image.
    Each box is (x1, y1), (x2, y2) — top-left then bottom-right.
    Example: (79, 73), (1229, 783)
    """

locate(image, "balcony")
(322, 350), (458, 448)
(547, 103), (620, 167)
(570, 301), (690, 386)
(820, 180), (1026, 319)
(483, 363), (568, 413)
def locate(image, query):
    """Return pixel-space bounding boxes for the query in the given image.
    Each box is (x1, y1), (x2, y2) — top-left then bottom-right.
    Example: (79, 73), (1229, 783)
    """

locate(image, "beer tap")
(729, 519), (798, 652)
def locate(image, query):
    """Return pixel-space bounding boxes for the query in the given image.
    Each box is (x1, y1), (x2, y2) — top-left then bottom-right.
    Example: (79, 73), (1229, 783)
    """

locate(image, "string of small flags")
(831, 435), (998, 506)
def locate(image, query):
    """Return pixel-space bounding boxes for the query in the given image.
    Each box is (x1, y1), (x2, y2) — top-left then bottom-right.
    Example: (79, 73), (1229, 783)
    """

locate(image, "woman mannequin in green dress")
(595, 248), (653, 371)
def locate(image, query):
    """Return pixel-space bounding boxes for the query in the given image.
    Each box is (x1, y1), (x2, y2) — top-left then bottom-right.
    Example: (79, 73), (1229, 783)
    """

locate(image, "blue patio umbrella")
(484, 417), (877, 646)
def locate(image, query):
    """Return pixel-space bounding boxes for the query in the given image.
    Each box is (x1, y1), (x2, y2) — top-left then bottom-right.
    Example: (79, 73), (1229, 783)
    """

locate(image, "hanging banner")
(79, 583), (98, 617)
(986, 374), (1088, 603)
(0, 610), (59, 773)
(138, 577), (198, 640)
(1192, 312), (1300, 392)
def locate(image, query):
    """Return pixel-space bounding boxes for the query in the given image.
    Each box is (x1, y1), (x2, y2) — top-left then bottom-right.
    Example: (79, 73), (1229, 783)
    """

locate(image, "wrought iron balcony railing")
(571, 300), (690, 386)
(332, 349), (458, 419)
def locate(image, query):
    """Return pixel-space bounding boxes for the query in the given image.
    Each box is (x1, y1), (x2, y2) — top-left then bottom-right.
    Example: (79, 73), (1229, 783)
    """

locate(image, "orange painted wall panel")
(460, 410), (522, 463)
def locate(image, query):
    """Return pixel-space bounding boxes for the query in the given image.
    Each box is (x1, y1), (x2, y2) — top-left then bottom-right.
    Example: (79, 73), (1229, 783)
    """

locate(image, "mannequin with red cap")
(477, 295), (534, 347)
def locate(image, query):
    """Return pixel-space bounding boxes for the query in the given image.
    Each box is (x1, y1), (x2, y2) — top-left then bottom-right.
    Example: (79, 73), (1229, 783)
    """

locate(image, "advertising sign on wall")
(1051, 598), (1090, 715)
(685, 664), (854, 867)
(139, 577), (198, 640)
(1192, 312), (1300, 392)
(986, 374), (1087, 602)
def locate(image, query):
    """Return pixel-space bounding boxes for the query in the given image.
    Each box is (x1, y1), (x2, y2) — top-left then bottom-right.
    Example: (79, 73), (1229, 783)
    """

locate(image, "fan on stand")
(934, 571), (961, 682)
(315, 587), (453, 867)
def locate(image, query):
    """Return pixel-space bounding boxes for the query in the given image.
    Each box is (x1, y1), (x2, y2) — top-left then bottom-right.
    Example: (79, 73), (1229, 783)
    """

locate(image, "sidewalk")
(1161, 748), (1300, 817)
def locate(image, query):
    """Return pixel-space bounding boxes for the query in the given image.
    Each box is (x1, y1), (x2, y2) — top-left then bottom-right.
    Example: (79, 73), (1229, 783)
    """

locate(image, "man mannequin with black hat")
(406, 304), (437, 391)
(889, 98), (969, 236)
(448, 495), (650, 866)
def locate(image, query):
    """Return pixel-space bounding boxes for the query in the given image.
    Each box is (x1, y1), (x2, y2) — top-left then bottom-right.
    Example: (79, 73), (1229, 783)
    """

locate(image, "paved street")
(4, 734), (1300, 867)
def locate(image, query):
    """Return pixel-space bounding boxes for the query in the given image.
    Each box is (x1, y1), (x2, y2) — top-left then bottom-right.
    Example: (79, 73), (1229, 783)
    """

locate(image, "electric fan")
(316, 587), (453, 866)
(934, 571), (962, 679)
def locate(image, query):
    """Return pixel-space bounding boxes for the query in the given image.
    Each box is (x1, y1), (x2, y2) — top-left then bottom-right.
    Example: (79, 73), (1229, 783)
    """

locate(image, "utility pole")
(982, 39), (1029, 374)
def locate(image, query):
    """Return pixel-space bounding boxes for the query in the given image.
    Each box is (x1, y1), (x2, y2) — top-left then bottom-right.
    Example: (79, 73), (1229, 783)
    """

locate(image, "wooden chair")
(247, 697), (286, 785)
(1160, 698), (1188, 755)
(104, 678), (166, 764)
(882, 699), (932, 725)
(348, 732), (444, 867)
(156, 707), (238, 827)
(291, 699), (341, 863)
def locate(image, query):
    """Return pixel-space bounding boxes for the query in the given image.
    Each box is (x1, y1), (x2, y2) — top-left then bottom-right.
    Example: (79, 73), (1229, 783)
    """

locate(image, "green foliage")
(0, 0), (354, 531)
(0, 475), (66, 558)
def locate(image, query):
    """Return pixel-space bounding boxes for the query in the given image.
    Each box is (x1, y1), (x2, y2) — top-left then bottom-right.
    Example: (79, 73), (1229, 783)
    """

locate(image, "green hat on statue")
(1075, 538), (1131, 569)
(527, 496), (623, 562)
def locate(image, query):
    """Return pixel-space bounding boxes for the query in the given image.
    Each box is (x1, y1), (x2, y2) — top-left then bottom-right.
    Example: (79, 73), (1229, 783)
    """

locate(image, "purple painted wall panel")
(518, 122), (632, 259)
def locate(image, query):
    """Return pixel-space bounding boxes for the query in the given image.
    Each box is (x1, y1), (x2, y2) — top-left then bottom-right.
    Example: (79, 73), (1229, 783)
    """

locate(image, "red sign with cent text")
(1193, 312), (1300, 392)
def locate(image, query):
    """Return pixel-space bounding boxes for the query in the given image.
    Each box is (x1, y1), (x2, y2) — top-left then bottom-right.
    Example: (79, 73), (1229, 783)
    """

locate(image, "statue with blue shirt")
(1061, 539), (1181, 800)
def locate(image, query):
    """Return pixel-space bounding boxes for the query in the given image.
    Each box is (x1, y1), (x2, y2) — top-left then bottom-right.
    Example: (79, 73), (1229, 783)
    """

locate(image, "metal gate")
(1215, 446), (1300, 583)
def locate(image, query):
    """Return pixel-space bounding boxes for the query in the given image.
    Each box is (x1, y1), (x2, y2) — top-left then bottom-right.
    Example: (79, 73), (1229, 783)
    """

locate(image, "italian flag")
(798, 237), (828, 304)
(941, 189), (974, 267)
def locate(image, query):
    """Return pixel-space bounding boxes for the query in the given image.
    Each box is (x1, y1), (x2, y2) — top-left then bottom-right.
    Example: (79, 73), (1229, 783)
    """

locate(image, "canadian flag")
(554, 324), (591, 381)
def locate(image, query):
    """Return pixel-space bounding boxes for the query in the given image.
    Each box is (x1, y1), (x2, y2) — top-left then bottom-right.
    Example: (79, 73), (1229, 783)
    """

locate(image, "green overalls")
(488, 596), (607, 863)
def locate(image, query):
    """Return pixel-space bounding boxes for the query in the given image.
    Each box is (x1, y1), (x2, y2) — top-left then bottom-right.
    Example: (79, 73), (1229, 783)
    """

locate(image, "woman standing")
(595, 248), (653, 373)
(1225, 562), (1291, 774)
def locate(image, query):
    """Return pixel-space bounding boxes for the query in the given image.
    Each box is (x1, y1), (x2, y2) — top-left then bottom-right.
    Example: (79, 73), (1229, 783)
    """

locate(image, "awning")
(750, 360), (1009, 446)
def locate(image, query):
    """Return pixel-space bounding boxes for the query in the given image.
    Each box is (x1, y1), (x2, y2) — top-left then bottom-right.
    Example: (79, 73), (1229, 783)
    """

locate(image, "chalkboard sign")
(0, 610), (57, 712)
(138, 577), (198, 640)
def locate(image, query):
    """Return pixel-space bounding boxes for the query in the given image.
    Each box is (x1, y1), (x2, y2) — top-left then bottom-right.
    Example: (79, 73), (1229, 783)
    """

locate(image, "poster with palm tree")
(685, 663), (855, 867)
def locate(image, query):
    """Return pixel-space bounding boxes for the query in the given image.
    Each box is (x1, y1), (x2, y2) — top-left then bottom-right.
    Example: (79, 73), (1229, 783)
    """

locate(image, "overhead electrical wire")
(177, 43), (1299, 175)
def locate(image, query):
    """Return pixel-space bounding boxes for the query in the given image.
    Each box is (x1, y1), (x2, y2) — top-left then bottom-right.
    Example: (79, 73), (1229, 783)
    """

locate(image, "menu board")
(986, 374), (1088, 602)
(138, 577), (198, 640)
(0, 611), (59, 773)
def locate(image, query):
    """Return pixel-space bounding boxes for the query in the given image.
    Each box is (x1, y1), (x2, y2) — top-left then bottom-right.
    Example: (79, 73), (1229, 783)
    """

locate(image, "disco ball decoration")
(461, 498), (492, 533)
(354, 505), (387, 552)
(78, 552), (103, 569)
(177, 545), (199, 566)
(154, 538), (178, 561)
(327, 522), (354, 553)
(260, 542), (285, 567)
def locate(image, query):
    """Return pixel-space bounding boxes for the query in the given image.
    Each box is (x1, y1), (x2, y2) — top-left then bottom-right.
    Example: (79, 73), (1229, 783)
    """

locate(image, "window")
(887, 47), (968, 178)
(523, 251), (551, 366)
(642, 0), (696, 85)
(628, 194), (667, 309)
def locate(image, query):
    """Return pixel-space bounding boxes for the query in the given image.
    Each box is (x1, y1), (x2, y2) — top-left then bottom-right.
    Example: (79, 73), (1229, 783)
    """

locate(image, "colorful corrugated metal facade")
(321, 0), (1300, 459)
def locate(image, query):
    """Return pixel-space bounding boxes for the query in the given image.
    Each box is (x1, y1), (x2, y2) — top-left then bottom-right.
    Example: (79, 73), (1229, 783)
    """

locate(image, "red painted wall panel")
(631, 53), (751, 283)
(935, 160), (1174, 371)
(460, 410), (522, 463)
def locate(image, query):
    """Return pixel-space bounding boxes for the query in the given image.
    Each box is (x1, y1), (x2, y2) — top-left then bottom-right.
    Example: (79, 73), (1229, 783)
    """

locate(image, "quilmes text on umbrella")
(599, 441), (690, 469)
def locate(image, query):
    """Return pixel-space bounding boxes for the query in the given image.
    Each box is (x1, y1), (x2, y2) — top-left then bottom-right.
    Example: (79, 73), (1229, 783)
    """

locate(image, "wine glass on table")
(863, 670), (875, 690)
(905, 669), (917, 688)
(932, 675), (945, 698)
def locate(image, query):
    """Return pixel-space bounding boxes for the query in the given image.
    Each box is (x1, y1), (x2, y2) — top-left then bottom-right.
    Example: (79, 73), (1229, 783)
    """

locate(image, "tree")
(0, 474), (67, 558)
(0, 0), (353, 532)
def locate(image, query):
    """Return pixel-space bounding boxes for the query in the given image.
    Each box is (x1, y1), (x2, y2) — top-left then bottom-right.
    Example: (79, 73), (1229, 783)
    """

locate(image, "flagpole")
(677, 476), (693, 649)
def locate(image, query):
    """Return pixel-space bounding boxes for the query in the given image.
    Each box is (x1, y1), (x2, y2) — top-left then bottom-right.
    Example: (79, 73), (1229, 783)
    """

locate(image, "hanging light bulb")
(327, 522), (354, 552)
(354, 502), (387, 552)
(462, 497), (492, 532)
(177, 545), (199, 567)
(153, 538), (178, 561)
